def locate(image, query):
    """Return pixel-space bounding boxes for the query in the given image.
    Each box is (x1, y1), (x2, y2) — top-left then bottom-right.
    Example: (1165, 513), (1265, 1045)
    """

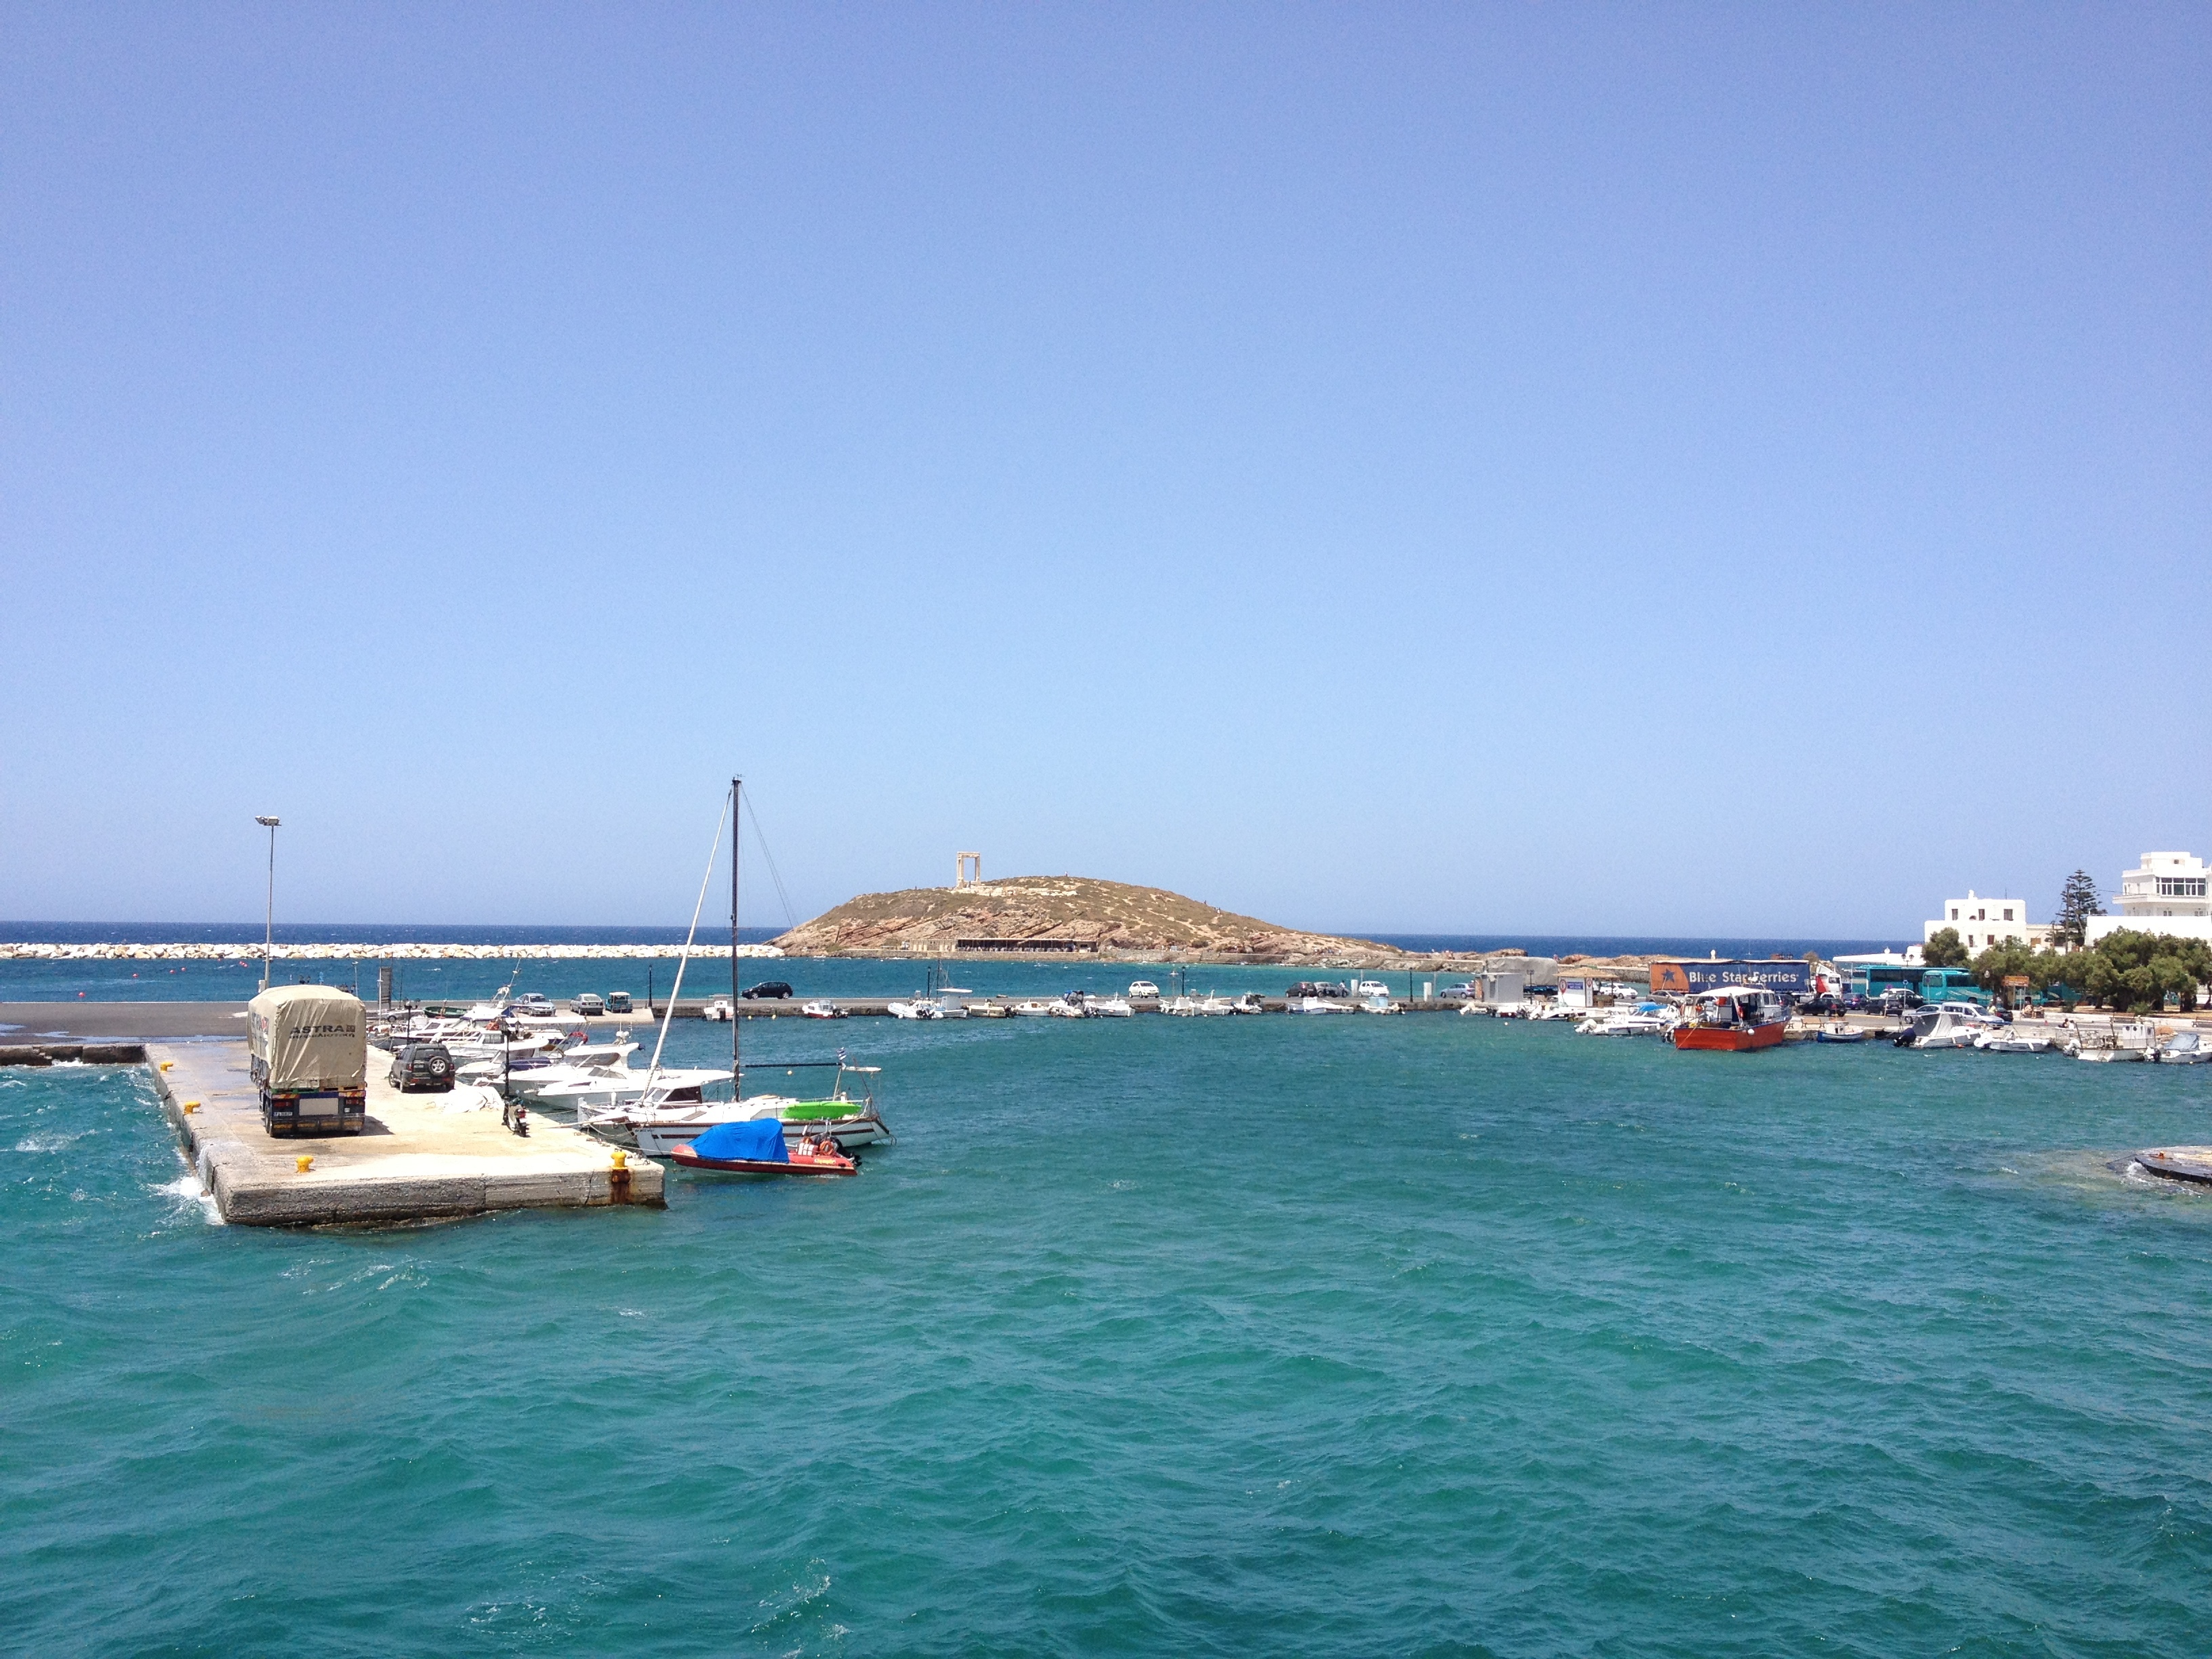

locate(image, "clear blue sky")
(3, 3), (2205, 938)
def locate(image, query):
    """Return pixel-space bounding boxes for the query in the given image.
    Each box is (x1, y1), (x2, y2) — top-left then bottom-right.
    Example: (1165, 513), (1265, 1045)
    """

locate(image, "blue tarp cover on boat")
(687, 1118), (789, 1162)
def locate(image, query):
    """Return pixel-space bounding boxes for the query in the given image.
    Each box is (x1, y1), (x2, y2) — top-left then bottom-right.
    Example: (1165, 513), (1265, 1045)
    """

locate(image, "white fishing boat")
(887, 999), (943, 1021)
(1229, 992), (1265, 1015)
(1357, 994), (1399, 1014)
(1047, 997), (1088, 1019)
(1010, 1000), (1054, 1018)
(1162, 995), (1198, 1017)
(1088, 996), (1134, 1017)
(1292, 996), (1357, 1015)
(2066, 1020), (2156, 1062)
(800, 1000), (845, 1019)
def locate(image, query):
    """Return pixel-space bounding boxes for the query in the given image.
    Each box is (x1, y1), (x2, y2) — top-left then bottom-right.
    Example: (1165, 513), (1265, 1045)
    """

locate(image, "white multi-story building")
(1924, 892), (2047, 953)
(2085, 851), (2212, 945)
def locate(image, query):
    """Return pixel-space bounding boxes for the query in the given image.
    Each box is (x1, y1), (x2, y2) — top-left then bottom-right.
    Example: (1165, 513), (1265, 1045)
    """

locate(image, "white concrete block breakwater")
(0, 941), (787, 962)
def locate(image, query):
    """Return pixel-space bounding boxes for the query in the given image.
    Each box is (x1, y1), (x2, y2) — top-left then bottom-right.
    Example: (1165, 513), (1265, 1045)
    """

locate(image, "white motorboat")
(630, 1099), (890, 1156)
(1047, 997), (1088, 1019)
(1898, 1005), (1984, 1050)
(932, 991), (970, 1019)
(1010, 1000), (1054, 1018)
(536, 1065), (735, 1115)
(1229, 993), (1265, 1015)
(1089, 997), (1134, 1017)
(580, 1088), (747, 1148)
(1162, 996), (1197, 1017)
(1358, 994), (1400, 1014)
(442, 1029), (563, 1066)
(2156, 1030), (2207, 1064)
(630, 1062), (892, 1154)
(1576, 1006), (1675, 1036)
(1973, 1028), (2053, 1054)
(801, 1000), (845, 1019)
(702, 998), (734, 1022)
(886, 1000), (942, 1021)
(1292, 996), (1357, 1015)
(463, 1037), (642, 1098)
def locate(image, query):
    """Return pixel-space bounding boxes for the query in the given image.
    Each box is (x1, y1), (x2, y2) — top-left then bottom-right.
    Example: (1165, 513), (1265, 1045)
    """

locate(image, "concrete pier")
(1, 1001), (251, 1040)
(146, 1041), (663, 1226)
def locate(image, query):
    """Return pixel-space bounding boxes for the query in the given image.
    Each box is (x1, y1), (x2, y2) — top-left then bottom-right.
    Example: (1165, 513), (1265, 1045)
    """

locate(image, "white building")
(1925, 891), (2047, 953)
(2085, 851), (2212, 945)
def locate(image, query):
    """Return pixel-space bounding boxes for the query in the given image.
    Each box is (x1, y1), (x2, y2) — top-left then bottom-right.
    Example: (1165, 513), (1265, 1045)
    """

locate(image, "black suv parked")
(743, 981), (794, 1000)
(388, 1042), (455, 1092)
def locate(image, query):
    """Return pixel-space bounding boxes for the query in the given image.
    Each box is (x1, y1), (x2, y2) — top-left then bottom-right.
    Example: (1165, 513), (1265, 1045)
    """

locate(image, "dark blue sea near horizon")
(0, 924), (1907, 1010)
(7, 1003), (2212, 1654)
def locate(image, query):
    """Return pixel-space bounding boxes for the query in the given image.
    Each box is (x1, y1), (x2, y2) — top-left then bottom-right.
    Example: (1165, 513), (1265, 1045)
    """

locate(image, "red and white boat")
(1671, 987), (1790, 1052)
(666, 1116), (858, 1177)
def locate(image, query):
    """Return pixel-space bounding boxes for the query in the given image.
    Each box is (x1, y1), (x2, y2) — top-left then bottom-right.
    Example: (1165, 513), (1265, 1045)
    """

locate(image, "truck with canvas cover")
(247, 986), (369, 1136)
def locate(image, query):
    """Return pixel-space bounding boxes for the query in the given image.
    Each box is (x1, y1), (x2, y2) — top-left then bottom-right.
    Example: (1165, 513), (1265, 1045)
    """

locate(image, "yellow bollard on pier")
(295, 1154), (314, 1172)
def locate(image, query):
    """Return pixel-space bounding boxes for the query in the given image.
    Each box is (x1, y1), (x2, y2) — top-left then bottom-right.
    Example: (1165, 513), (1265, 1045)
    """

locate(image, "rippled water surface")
(6, 1020), (2212, 1655)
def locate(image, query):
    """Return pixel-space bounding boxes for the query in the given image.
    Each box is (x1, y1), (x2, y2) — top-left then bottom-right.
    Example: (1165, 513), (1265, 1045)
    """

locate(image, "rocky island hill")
(770, 874), (1713, 983)
(771, 876), (1404, 966)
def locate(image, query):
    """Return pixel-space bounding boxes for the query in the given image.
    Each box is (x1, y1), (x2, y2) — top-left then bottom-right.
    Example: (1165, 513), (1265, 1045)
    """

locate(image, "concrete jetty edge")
(143, 1041), (664, 1227)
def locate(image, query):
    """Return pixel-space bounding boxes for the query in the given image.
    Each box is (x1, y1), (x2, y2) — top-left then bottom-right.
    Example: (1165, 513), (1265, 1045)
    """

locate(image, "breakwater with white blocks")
(0, 940), (787, 962)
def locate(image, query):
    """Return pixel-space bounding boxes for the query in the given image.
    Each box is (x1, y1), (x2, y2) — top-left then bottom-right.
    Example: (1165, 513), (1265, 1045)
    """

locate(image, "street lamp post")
(255, 816), (281, 991)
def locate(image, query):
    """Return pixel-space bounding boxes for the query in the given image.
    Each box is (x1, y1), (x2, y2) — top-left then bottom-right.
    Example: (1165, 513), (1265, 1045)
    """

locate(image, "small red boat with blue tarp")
(667, 1116), (858, 1177)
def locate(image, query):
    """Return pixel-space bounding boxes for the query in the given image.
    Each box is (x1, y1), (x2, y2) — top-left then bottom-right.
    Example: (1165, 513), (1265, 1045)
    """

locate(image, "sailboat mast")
(743, 778), (752, 1092)
(731, 775), (741, 1092)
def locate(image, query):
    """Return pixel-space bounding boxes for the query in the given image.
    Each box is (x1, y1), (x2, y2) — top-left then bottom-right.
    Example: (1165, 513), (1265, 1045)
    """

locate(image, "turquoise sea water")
(7, 1016), (2212, 1654)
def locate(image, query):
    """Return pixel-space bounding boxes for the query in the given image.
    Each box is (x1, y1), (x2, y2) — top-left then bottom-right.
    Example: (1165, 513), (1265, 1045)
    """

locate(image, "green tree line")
(1960, 929), (2212, 1012)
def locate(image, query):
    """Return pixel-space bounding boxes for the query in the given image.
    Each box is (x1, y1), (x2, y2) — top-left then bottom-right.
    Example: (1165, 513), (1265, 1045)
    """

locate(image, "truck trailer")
(246, 985), (369, 1136)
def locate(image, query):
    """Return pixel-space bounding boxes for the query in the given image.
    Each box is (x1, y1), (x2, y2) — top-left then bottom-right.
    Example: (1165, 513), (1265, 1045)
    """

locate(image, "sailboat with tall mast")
(573, 778), (893, 1155)
(566, 783), (741, 1145)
